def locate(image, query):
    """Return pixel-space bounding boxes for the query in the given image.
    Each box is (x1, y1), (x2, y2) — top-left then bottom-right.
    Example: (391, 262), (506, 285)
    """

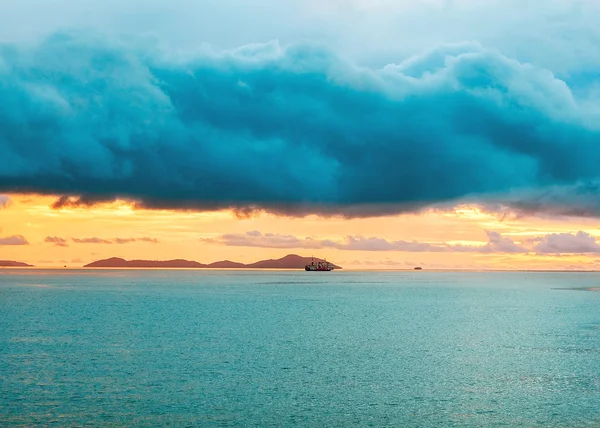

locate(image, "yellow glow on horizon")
(2, 193), (600, 270)
(444, 240), (486, 246)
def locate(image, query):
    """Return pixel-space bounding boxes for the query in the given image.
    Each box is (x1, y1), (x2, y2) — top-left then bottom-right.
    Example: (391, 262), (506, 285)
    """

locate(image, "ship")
(305, 257), (334, 271)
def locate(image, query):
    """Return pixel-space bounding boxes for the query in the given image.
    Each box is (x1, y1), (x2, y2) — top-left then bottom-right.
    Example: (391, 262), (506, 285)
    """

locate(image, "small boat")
(305, 257), (334, 271)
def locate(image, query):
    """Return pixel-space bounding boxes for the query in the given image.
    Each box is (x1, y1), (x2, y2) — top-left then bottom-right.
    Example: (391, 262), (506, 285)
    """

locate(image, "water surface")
(1, 269), (600, 426)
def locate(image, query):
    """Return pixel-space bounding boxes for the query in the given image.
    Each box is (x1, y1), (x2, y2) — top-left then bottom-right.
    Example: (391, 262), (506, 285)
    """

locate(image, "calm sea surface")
(1, 269), (600, 427)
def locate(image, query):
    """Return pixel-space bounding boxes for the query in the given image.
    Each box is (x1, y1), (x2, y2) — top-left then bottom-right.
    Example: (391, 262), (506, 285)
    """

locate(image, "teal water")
(1, 270), (600, 427)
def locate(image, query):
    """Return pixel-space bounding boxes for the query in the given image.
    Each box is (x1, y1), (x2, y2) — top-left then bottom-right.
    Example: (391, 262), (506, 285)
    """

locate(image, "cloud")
(206, 230), (528, 253)
(0, 235), (29, 245)
(50, 195), (111, 209)
(333, 236), (447, 252)
(68, 236), (158, 244)
(1, 33), (600, 217)
(0, 195), (9, 208)
(45, 236), (69, 247)
(114, 237), (158, 244)
(72, 237), (113, 244)
(460, 230), (528, 254)
(534, 231), (600, 254)
(1, 0), (598, 77)
(496, 182), (600, 218)
(209, 229), (600, 255)
(207, 231), (323, 249)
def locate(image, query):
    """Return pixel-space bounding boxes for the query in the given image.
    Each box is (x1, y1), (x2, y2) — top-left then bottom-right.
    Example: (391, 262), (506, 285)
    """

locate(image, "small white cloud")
(534, 231), (600, 254)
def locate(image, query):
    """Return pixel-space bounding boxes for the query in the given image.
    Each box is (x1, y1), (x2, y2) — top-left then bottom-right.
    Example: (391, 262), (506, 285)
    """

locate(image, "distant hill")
(0, 260), (33, 267)
(206, 260), (247, 268)
(84, 254), (341, 269)
(245, 254), (341, 269)
(85, 257), (206, 268)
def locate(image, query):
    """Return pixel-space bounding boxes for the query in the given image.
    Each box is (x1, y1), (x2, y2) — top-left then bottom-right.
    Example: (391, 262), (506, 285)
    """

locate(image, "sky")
(1, 0), (600, 269)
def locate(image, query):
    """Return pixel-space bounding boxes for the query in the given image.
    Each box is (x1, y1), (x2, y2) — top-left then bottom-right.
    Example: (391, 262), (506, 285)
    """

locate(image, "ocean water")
(1, 269), (600, 427)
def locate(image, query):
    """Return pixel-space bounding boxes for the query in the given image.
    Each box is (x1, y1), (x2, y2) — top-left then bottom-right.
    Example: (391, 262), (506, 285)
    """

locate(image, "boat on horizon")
(305, 257), (334, 271)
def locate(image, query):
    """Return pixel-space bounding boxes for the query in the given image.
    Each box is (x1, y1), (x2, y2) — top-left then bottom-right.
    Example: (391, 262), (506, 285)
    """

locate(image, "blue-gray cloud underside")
(1, 33), (600, 217)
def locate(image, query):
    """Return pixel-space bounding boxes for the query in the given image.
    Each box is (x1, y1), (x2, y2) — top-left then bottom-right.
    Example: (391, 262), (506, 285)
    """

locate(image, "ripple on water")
(2, 270), (600, 426)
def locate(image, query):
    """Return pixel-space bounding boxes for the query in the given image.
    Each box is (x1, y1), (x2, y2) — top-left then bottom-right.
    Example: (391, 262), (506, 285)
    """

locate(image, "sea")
(1, 269), (600, 427)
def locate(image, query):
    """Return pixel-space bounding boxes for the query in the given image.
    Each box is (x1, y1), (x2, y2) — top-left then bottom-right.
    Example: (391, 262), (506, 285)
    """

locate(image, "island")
(85, 254), (341, 269)
(0, 260), (33, 267)
(85, 258), (206, 268)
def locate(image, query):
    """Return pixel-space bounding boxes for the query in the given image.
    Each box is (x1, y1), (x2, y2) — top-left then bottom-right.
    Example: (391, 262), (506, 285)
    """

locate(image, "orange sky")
(1, 193), (600, 270)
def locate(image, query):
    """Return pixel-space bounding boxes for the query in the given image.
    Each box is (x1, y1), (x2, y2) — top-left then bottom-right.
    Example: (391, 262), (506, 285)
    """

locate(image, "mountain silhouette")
(85, 254), (341, 269)
(0, 260), (33, 267)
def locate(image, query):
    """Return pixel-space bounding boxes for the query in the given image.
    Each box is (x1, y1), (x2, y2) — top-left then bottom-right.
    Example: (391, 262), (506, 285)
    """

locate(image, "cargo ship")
(305, 257), (334, 271)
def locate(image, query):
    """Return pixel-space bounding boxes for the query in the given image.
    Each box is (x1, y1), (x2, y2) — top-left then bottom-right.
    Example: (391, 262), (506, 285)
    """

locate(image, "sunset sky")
(2, 0), (600, 269)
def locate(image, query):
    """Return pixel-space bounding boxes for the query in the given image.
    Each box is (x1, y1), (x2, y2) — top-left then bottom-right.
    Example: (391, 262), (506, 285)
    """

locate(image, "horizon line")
(2, 266), (599, 273)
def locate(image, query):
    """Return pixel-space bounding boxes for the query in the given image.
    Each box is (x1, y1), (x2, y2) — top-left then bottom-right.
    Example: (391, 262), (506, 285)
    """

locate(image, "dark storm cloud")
(50, 195), (116, 209)
(1, 32), (600, 217)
